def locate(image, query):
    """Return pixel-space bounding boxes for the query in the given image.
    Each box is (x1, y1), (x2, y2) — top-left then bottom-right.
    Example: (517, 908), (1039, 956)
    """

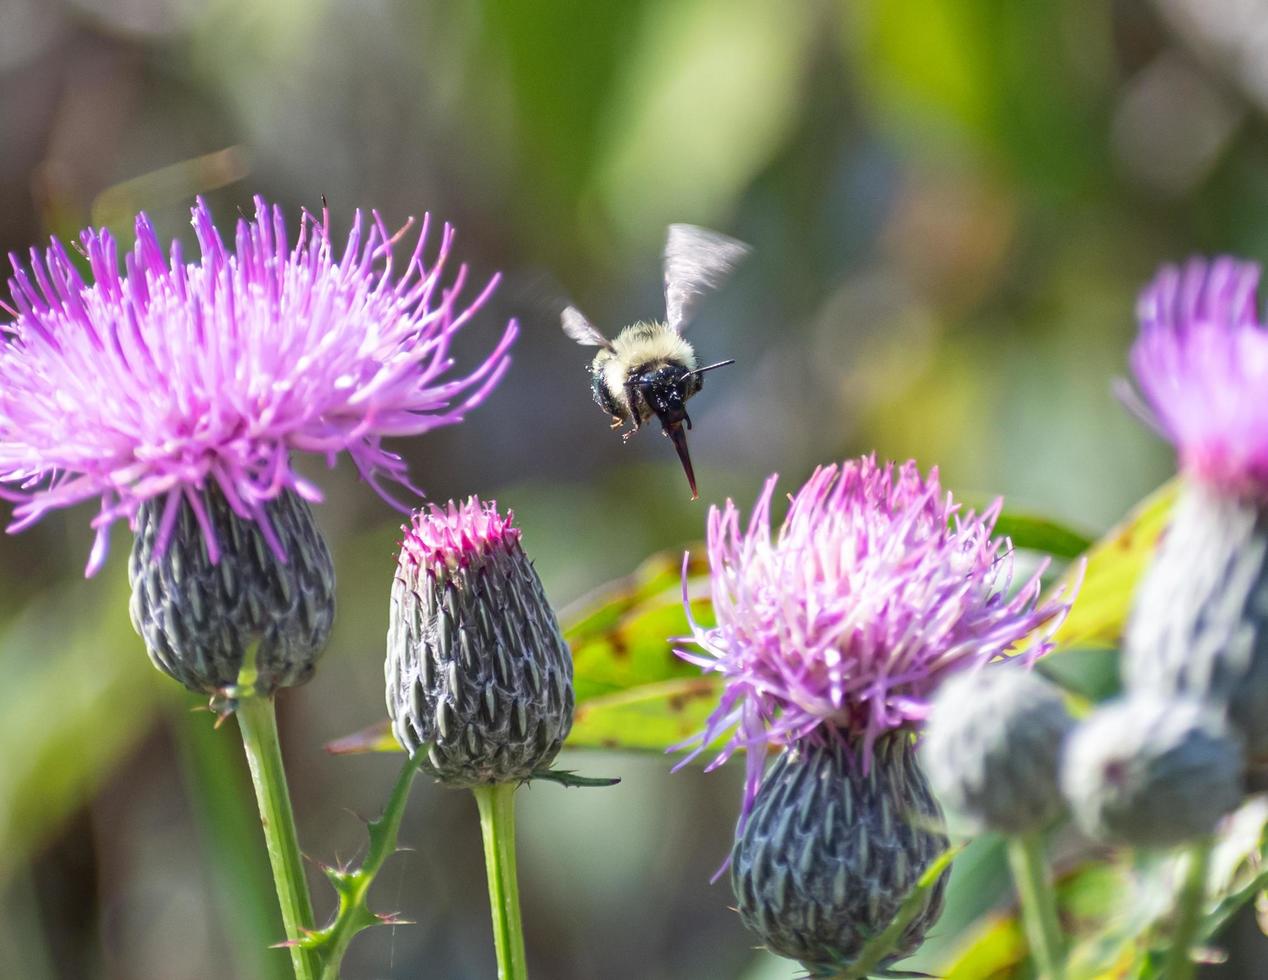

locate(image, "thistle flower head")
(386, 496), (574, 785)
(681, 455), (1075, 818)
(0, 196), (516, 574)
(1128, 257), (1268, 497)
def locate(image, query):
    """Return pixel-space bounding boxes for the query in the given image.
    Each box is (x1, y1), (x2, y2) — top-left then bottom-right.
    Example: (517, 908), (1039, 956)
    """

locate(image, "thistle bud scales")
(128, 484), (335, 698)
(731, 735), (948, 973)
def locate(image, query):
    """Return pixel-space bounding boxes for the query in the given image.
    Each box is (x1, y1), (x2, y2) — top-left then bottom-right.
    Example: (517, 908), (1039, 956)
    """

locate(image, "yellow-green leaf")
(1049, 479), (1177, 651)
(941, 915), (1027, 980)
(567, 677), (721, 753)
(564, 549), (711, 703)
(325, 720), (398, 756)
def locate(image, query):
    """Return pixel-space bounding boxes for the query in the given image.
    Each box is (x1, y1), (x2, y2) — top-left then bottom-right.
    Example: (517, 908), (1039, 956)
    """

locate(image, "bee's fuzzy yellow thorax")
(592, 321), (697, 421)
(610, 321), (696, 370)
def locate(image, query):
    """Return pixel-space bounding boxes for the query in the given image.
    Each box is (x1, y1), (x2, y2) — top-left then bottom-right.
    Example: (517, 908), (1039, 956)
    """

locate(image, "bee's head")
(638, 364), (696, 427)
(636, 358), (734, 428)
(633, 358), (734, 500)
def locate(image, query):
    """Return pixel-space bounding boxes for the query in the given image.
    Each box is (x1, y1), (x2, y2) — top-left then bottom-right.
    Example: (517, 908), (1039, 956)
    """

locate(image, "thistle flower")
(0, 196), (516, 575)
(923, 666), (1075, 835)
(683, 456), (1076, 972)
(1122, 259), (1268, 756)
(385, 497), (574, 786)
(680, 455), (1076, 819)
(1061, 695), (1243, 847)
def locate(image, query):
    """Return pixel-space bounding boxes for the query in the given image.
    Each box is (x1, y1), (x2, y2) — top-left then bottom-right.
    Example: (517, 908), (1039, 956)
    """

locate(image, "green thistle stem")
(237, 693), (318, 980)
(473, 783), (528, 980)
(1164, 838), (1213, 980)
(1006, 833), (1065, 980)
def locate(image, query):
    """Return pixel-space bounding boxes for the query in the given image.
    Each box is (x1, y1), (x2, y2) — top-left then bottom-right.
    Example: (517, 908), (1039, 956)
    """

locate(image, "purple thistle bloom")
(679, 455), (1076, 821)
(0, 196), (516, 575)
(397, 495), (522, 573)
(1127, 257), (1268, 496)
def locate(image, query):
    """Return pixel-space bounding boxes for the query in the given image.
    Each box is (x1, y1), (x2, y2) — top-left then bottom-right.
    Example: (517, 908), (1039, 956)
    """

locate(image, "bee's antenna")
(685, 359), (735, 378)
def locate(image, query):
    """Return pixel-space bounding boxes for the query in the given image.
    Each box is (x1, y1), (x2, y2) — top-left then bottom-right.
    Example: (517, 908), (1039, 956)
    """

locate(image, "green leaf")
(526, 769), (621, 788)
(568, 677), (722, 753)
(992, 511), (1093, 560)
(1035, 647), (1121, 703)
(563, 548), (711, 704)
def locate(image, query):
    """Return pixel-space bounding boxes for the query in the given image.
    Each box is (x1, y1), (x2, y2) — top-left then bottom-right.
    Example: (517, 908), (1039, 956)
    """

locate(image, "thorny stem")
(473, 783), (528, 980)
(314, 750), (425, 980)
(1007, 832), (1065, 980)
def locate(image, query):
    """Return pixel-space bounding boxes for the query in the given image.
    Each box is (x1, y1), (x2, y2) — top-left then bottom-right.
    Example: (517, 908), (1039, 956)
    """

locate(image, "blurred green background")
(2, 1), (1265, 977)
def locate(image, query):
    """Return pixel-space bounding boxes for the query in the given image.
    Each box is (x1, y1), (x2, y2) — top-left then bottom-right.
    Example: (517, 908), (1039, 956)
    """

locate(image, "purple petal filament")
(1129, 257), (1268, 496)
(680, 455), (1075, 822)
(0, 197), (516, 574)
(399, 496), (520, 573)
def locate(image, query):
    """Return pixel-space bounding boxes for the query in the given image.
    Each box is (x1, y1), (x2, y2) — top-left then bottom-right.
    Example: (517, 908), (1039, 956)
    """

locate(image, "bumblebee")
(562, 224), (749, 499)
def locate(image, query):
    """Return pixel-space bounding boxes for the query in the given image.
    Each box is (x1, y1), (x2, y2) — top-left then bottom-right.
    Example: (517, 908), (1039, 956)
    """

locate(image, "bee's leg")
(683, 411), (692, 430)
(621, 400), (641, 445)
(610, 416), (623, 429)
(623, 380), (644, 434)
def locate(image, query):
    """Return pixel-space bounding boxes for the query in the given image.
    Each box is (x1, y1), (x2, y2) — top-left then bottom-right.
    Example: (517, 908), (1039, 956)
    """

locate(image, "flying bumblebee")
(562, 224), (749, 500)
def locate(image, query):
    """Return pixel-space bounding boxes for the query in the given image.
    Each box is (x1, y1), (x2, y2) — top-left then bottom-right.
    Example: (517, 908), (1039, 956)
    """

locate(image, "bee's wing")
(561, 305), (613, 349)
(663, 224), (750, 334)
